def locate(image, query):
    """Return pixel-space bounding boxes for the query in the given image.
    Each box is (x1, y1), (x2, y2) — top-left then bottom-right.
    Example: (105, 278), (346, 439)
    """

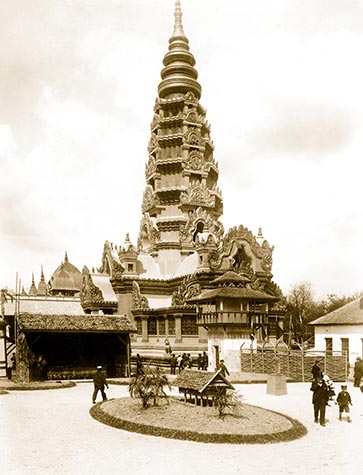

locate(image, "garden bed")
(0, 380), (76, 391)
(90, 397), (307, 444)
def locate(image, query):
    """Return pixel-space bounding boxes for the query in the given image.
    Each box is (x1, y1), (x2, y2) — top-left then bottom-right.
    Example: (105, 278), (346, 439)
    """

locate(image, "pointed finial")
(64, 251), (69, 262)
(256, 227), (264, 246)
(172, 0), (185, 37)
(125, 233), (130, 242)
(40, 265), (45, 281)
(31, 272), (35, 285)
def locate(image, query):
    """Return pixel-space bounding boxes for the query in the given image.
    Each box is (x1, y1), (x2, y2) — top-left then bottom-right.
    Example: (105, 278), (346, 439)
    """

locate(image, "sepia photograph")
(1, 1), (363, 474)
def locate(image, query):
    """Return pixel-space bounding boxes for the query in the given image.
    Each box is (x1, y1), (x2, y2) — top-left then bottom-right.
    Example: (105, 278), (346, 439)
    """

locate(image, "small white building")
(310, 297), (363, 366)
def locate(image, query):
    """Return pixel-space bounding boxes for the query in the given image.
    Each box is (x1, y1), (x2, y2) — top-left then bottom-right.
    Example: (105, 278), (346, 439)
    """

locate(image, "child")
(336, 384), (352, 422)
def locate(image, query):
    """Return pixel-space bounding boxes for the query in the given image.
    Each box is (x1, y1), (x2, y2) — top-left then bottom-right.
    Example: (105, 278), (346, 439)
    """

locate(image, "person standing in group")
(353, 357), (362, 387)
(176, 354), (183, 373)
(197, 353), (203, 370)
(216, 359), (230, 378)
(164, 338), (172, 355)
(170, 353), (177, 375)
(92, 366), (109, 404)
(336, 384), (352, 422)
(201, 351), (208, 371)
(310, 377), (329, 426)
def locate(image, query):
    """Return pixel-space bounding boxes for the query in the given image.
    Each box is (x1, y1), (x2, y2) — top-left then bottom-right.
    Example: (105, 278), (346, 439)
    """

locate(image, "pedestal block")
(266, 373), (287, 395)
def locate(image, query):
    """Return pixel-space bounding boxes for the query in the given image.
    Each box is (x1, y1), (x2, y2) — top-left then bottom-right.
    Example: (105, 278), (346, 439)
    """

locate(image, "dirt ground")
(1, 381), (363, 475)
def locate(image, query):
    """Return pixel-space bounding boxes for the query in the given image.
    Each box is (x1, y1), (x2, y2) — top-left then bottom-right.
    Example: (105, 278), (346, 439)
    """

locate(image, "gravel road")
(1, 381), (362, 475)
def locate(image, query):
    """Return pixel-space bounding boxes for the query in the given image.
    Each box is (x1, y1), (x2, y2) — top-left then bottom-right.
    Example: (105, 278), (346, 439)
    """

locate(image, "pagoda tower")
(138, 0), (224, 277)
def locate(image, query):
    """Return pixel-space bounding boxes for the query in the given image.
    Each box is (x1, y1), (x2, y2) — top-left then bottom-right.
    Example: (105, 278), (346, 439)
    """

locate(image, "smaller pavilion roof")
(212, 271), (251, 286)
(310, 297), (363, 325)
(173, 369), (234, 392)
(18, 313), (137, 333)
(188, 287), (277, 302)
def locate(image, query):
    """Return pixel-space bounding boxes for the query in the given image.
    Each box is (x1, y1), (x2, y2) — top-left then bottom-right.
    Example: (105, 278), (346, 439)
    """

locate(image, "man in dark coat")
(201, 351), (208, 371)
(353, 357), (362, 387)
(170, 353), (177, 375)
(310, 378), (329, 426)
(311, 361), (322, 381)
(92, 366), (108, 404)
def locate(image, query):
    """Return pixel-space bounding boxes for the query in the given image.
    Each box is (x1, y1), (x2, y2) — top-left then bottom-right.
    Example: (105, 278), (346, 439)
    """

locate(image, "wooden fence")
(240, 347), (348, 382)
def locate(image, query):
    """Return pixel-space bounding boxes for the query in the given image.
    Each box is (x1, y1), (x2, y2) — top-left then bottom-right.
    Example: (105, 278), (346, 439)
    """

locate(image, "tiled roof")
(173, 369), (234, 392)
(18, 313), (137, 333)
(189, 287), (277, 302)
(4, 298), (83, 315)
(310, 297), (363, 325)
(91, 274), (118, 303)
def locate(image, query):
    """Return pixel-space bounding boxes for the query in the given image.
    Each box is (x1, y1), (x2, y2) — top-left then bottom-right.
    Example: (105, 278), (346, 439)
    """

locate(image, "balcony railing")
(197, 311), (257, 327)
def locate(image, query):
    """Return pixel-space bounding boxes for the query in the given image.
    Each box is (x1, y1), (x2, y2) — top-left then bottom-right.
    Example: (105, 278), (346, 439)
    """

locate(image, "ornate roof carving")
(171, 274), (201, 307)
(80, 266), (104, 305)
(142, 185), (160, 213)
(179, 207), (224, 245)
(131, 281), (149, 310)
(138, 213), (161, 249)
(180, 183), (215, 208)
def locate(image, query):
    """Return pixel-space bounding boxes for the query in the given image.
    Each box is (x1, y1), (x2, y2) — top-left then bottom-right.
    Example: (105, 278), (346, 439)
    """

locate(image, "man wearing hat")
(336, 384), (352, 422)
(92, 366), (109, 404)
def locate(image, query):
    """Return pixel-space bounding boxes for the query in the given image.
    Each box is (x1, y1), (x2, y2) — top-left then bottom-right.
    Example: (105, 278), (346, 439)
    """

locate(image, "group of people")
(310, 360), (353, 426)
(169, 352), (208, 374)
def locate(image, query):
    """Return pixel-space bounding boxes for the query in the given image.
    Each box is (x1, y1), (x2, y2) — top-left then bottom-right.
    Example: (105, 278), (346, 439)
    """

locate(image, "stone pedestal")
(266, 373), (287, 395)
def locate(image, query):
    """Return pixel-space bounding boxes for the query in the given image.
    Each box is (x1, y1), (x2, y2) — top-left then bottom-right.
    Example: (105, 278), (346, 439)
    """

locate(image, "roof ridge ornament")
(172, 0), (185, 38)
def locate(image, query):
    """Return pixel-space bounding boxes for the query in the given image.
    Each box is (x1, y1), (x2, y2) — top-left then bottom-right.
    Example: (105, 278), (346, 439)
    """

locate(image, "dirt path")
(1, 382), (363, 475)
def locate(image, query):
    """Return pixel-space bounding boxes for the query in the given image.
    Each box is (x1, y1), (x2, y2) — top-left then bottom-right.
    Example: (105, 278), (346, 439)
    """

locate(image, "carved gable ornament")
(111, 260), (125, 281)
(131, 281), (149, 310)
(186, 129), (202, 146)
(171, 275), (201, 306)
(182, 150), (204, 171)
(145, 156), (157, 179)
(142, 185), (160, 213)
(185, 109), (198, 123)
(148, 133), (159, 153)
(138, 212), (160, 249)
(179, 207), (224, 244)
(180, 183), (215, 208)
(184, 92), (198, 105)
(80, 266), (104, 305)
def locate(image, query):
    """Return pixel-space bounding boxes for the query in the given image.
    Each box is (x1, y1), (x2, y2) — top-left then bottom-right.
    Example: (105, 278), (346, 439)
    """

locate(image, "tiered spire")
(138, 1), (223, 277)
(158, 0), (201, 99)
(37, 265), (48, 296)
(28, 272), (37, 295)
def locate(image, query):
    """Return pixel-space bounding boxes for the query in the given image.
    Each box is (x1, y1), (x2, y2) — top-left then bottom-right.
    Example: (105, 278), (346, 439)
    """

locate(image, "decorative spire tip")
(172, 0), (185, 37)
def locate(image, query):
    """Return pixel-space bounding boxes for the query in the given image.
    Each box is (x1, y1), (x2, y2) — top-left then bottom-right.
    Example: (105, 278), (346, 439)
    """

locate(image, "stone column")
(175, 314), (182, 343)
(141, 316), (149, 343)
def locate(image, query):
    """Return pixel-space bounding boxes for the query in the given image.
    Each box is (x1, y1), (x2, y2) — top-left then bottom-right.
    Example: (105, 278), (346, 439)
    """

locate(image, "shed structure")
(173, 368), (234, 406)
(16, 313), (136, 382)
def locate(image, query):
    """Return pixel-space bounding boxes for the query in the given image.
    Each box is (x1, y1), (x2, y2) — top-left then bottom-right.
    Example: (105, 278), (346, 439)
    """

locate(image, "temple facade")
(79, 1), (285, 370)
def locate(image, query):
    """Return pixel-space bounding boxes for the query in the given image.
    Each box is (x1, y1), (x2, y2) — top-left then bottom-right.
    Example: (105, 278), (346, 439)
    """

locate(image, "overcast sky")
(1, 0), (362, 300)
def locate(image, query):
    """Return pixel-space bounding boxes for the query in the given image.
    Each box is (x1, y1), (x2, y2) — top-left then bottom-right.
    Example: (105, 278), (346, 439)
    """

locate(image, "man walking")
(92, 366), (109, 404)
(310, 377), (329, 426)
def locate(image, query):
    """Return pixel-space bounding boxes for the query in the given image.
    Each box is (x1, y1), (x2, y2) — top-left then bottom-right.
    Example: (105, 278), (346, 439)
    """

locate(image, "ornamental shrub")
(129, 366), (171, 408)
